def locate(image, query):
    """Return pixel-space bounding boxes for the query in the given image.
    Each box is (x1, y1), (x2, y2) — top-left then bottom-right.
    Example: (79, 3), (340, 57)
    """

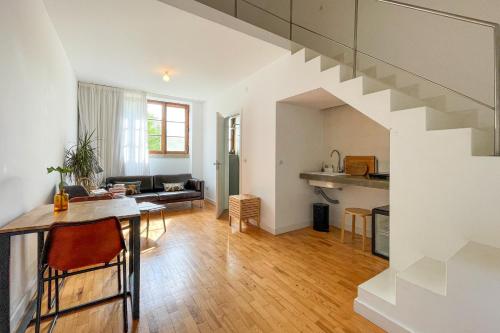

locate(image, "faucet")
(330, 149), (343, 173)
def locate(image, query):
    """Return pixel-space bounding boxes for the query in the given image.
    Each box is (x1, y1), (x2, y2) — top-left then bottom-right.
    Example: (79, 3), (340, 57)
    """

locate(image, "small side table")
(137, 202), (167, 238)
(229, 194), (261, 232)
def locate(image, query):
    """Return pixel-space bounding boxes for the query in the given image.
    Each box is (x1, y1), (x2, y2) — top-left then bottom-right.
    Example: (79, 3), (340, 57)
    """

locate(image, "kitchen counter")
(300, 172), (389, 190)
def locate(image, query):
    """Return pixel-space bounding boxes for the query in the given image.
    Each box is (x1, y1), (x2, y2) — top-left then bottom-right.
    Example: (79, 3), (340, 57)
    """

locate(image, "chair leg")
(47, 267), (52, 310)
(35, 268), (44, 333)
(122, 252), (128, 332)
(351, 214), (356, 242)
(117, 255), (122, 293)
(55, 270), (60, 313)
(229, 215), (232, 226)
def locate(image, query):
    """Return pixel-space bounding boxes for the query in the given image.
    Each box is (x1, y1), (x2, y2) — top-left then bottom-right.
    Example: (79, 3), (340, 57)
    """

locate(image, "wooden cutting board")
(344, 156), (377, 175)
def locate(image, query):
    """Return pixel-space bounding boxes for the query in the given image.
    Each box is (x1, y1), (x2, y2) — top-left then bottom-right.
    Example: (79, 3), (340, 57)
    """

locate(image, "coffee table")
(137, 202), (167, 238)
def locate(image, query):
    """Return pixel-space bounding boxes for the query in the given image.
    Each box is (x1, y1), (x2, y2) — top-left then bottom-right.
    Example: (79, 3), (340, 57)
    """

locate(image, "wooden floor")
(28, 202), (388, 333)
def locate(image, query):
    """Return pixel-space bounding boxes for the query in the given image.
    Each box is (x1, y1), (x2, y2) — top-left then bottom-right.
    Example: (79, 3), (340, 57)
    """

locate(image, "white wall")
(275, 103), (324, 234)
(203, 51), (392, 234)
(0, 0), (77, 329)
(149, 156), (191, 175)
(323, 104), (390, 172)
(322, 105), (390, 235)
(203, 50), (336, 233)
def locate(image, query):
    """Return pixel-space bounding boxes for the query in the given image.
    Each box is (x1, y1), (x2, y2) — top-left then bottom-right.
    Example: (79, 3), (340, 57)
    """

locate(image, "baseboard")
(274, 221), (311, 235)
(259, 223), (275, 235)
(204, 198), (215, 206)
(354, 298), (412, 333)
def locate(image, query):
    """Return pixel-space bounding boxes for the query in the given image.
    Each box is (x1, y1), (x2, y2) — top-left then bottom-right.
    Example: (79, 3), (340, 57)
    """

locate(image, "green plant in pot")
(64, 130), (102, 191)
(47, 166), (72, 212)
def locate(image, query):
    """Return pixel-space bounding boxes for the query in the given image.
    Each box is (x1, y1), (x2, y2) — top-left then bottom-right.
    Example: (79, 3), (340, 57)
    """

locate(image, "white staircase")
(356, 242), (500, 333)
(288, 47), (500, 332)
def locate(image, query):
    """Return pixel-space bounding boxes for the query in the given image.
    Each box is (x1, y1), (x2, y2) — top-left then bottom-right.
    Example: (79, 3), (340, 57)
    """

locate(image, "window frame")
(147, 100), (190, 155)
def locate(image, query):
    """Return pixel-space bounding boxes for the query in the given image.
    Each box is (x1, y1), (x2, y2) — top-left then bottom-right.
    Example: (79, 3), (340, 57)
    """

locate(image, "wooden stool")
(342, 208), (372, 251)
(229, 194), (261, 232)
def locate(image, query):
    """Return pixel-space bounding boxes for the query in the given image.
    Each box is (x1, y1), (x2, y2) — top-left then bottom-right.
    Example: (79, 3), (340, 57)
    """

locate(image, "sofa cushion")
(186, 179), (203, 191)
(163, 182), (185, 192)
(106, 176), (154, 191)
(153, 174), (192, 190)
(121, 181), (141, 195)
(157, 190), (200, 201)
(129, 192), (159, 203)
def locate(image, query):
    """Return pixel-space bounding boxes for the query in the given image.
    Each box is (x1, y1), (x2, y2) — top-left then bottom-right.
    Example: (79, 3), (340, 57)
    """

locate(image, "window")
(147, 100), (189, 154)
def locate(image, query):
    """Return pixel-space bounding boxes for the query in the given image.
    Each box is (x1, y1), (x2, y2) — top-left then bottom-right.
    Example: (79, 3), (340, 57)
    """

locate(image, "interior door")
(215, 112), (226, 218)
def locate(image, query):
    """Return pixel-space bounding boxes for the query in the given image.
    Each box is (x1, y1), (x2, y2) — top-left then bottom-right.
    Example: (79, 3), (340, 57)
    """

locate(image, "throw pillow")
(119, 181), (142, 195)
(163, 182), (185, 192)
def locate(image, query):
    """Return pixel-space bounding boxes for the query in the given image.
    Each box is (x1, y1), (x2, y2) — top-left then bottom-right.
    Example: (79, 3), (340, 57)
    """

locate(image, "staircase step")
(389, 90), (425, 111)
(447, 241), (500, 284)
(304, 54), (322, 72)
(397, 257), (446, 296)
(305, 48), (321, 62)
(320, 55), (340, 72)
(355, 269), (413, 333)
(361, 76), (391, 95)
(398, 84), (420, 98)
(426, 108), (478, 131)
(290, 42), (304, 55)
(358, 268), (397, 305)
(359, 66), (377, 78)
(379, 74), (398, 87)
(471, 128), (494, 156)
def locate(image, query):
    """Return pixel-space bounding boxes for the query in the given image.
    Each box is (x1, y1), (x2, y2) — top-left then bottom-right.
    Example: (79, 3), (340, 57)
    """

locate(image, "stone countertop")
(299, 172), (389, 190)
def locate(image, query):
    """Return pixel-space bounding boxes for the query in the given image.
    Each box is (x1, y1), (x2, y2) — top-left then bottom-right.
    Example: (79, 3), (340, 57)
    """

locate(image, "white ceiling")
(44, 0), (288, 101)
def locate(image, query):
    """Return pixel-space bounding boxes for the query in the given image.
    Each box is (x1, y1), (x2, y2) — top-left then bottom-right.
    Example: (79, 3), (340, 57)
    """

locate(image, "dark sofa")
(105, 174), (204, 204)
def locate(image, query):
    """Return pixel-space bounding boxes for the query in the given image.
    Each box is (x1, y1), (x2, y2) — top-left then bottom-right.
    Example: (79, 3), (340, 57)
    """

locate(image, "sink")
(301, 171), (348, 189)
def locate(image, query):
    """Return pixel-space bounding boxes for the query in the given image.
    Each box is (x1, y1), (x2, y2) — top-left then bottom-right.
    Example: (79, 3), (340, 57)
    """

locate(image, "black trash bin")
(313, 203), (329, 232)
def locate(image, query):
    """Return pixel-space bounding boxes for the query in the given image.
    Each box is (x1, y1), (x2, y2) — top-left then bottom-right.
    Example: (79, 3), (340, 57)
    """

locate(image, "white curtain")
(117, 90), (149, 175)
(78, 83), (150, 178)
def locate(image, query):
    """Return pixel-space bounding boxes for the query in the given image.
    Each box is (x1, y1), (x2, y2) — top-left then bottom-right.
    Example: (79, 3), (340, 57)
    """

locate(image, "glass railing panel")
(356, 51), (494, 121)
(357, 0), (496, 109)
(292, 0), (356, 48)
(291, 24), (354, 74)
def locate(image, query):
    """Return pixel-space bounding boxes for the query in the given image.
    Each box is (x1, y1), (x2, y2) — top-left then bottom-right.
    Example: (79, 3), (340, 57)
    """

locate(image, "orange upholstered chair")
(35, 217), (128, 332)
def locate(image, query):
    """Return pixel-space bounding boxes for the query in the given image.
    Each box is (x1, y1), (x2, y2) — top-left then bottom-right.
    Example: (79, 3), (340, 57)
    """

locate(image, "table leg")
(146, 212), (150, 239)
(161, 210), (166, 232)
(128, 215), (141, 320)
(0, 234), (11, 333)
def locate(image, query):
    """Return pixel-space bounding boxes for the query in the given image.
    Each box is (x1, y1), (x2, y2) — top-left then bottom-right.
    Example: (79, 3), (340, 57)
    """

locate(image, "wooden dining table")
(0, 197), (141, 333)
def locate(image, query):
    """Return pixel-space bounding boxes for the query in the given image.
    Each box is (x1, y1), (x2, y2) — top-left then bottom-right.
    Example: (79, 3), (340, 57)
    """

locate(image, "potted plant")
(64, 130), (102, 191)
(47, 166), (72, 212)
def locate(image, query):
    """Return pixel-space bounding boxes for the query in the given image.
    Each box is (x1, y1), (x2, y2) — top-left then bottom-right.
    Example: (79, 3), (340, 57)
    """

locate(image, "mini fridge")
(372, 205), (390, 260)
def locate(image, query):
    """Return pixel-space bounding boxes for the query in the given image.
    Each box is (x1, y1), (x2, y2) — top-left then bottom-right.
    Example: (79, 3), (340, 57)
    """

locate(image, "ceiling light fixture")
(162, 71), (171, 82)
